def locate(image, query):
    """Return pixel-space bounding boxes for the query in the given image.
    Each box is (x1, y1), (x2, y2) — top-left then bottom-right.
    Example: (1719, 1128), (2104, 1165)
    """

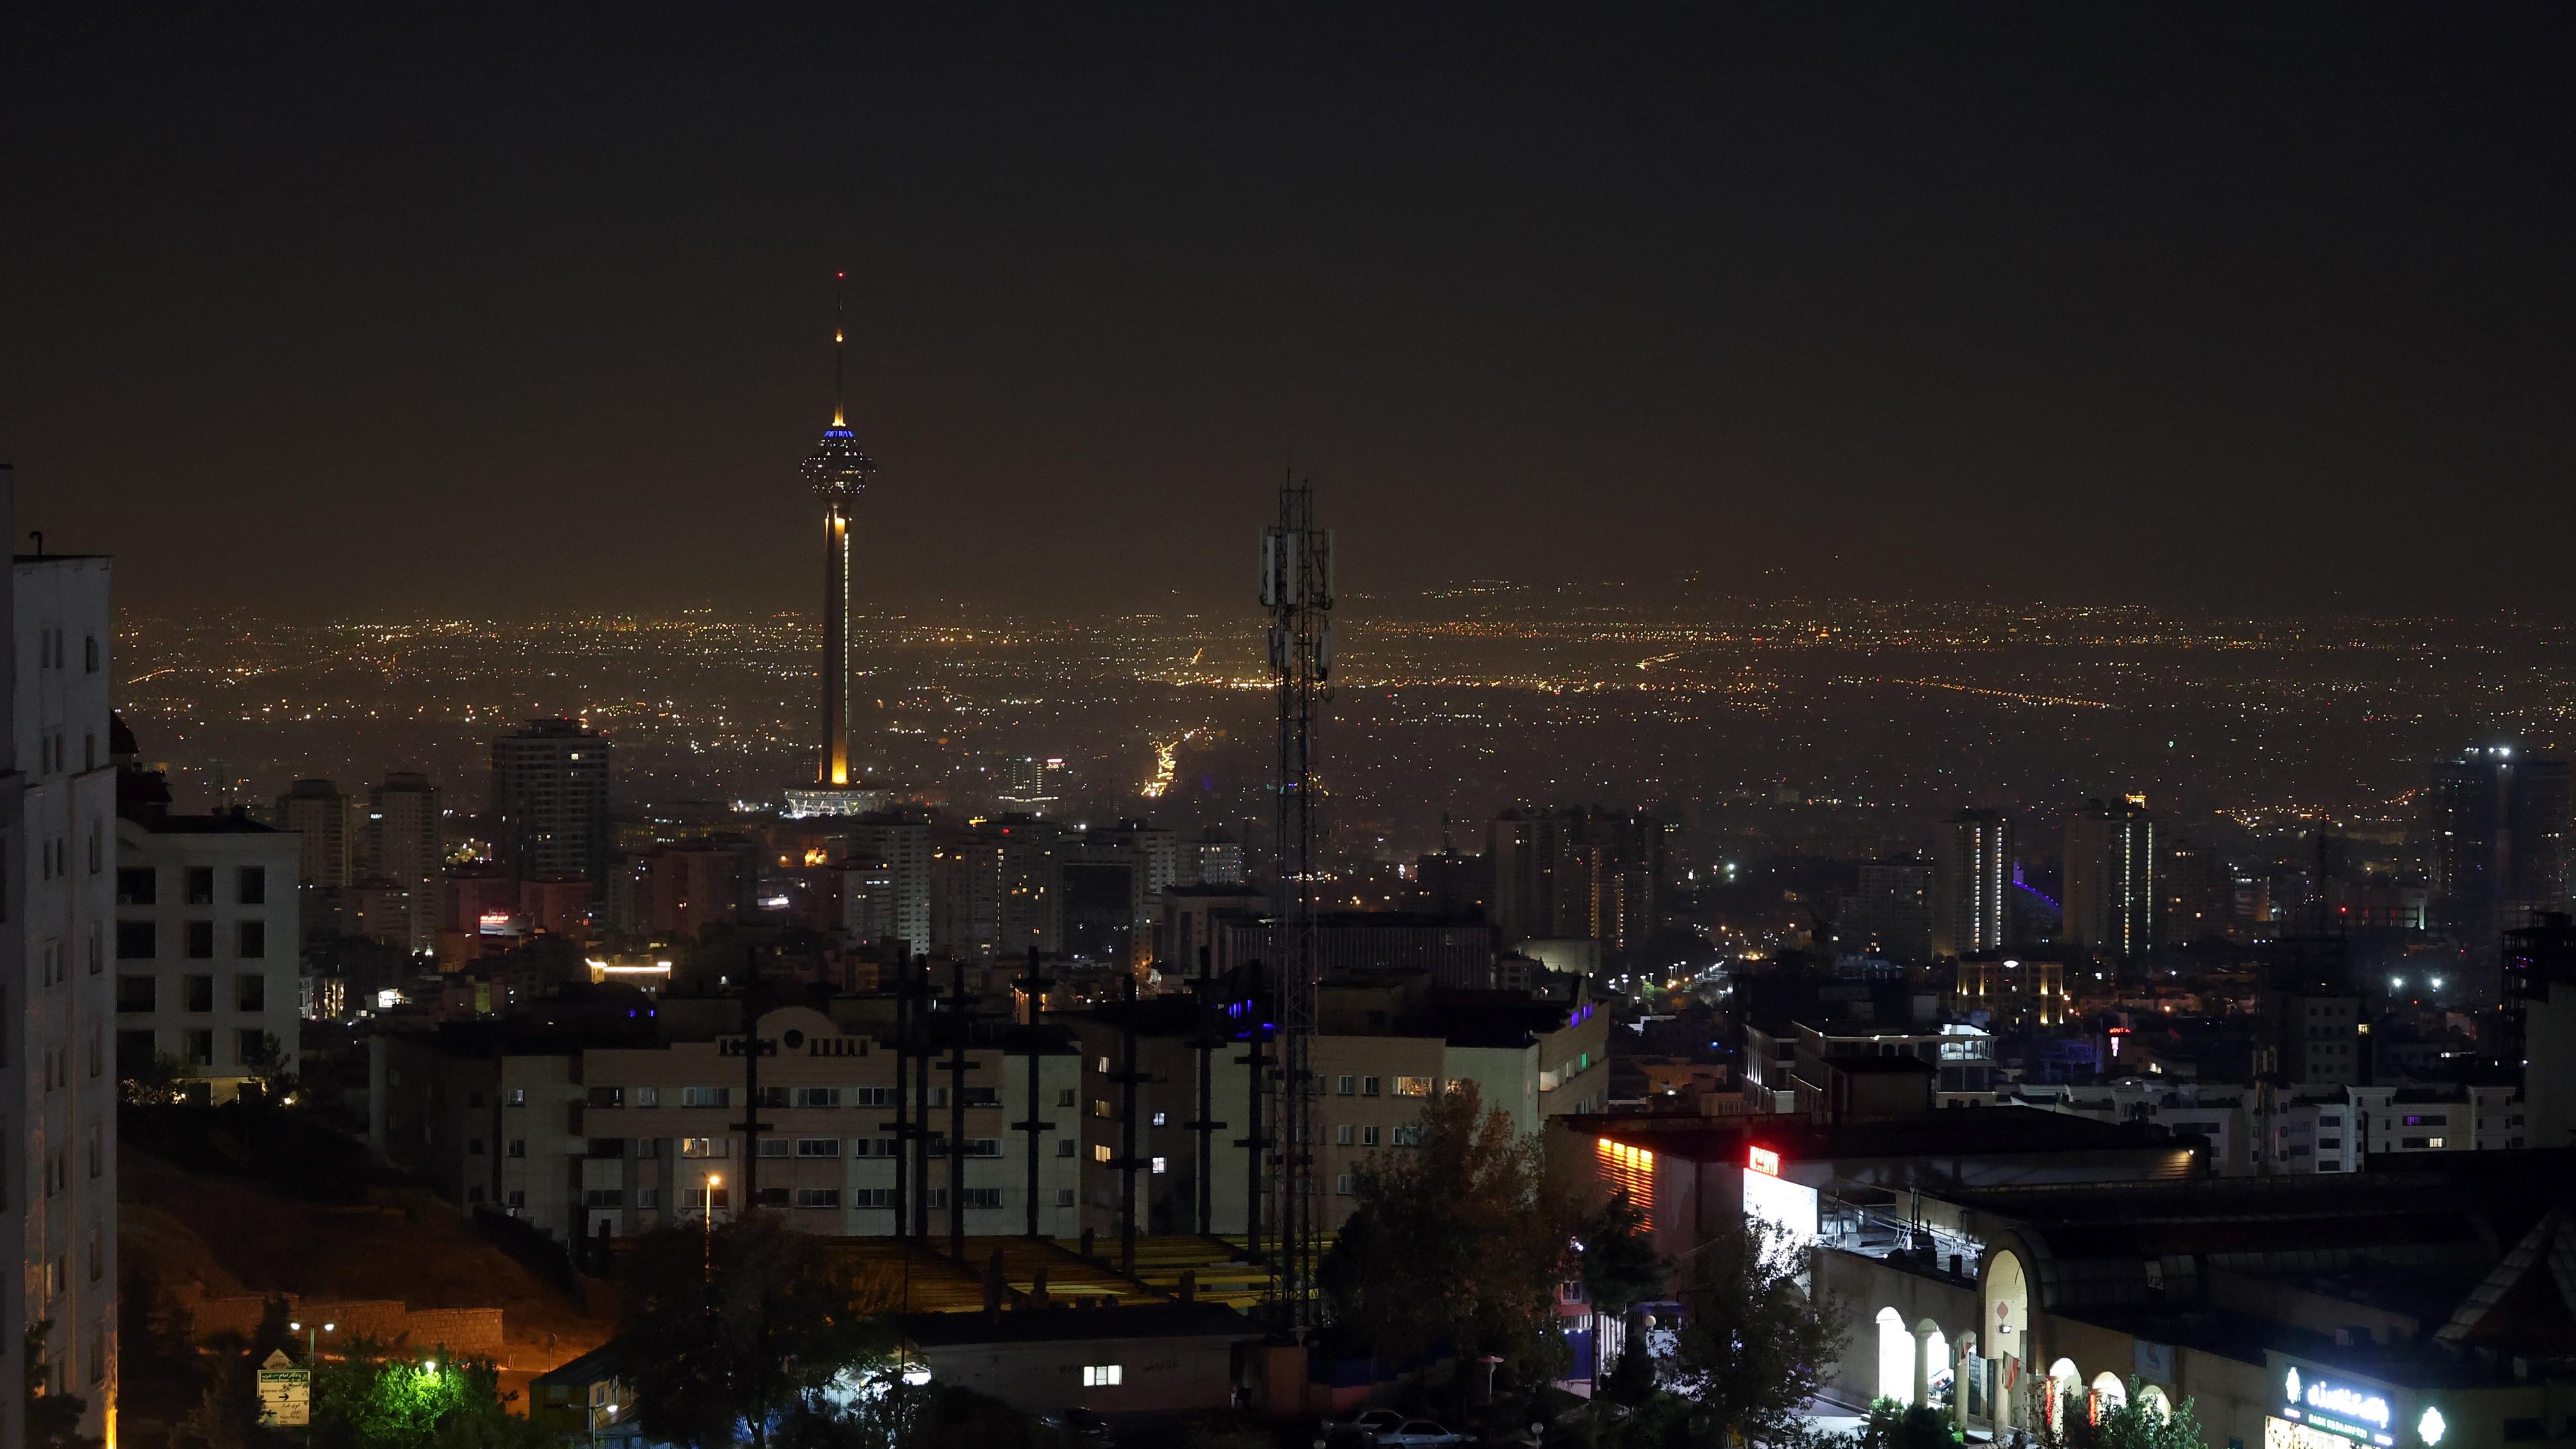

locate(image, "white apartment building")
(113, 814), (304, 1095)
(375, 1005), (1084, 1246)
(13, 547), (118, 1444)
(2008, 1079), (2521, 1175)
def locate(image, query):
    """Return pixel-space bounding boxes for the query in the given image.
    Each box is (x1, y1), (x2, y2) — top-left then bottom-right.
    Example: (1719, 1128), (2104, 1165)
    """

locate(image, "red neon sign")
(1747, 1146), (1781, 1177)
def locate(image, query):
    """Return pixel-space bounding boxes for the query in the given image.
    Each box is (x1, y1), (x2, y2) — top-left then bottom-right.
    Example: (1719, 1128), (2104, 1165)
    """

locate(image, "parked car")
(1328, 1408), (1407, 1444)
(1377, 1419), (1466, 1447)
(1038, 1407), (1116, 1448)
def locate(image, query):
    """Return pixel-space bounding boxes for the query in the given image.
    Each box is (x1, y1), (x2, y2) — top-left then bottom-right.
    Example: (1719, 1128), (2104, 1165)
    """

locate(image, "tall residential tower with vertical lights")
(787, 274), (892, 818)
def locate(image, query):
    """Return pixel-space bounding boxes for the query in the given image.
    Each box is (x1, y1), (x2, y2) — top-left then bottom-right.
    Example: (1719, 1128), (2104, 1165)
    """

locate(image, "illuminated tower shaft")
(819, 498), (853, 784)
(1259, 476), (1332, 1329)
(805, 274), (875, 787)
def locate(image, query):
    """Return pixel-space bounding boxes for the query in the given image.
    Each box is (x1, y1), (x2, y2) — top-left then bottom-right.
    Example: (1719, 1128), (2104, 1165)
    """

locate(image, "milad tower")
(784, 273), (892, 818)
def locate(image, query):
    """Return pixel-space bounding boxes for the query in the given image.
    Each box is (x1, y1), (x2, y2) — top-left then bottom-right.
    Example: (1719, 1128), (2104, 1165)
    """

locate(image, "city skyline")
(9, 8), (2576, 619)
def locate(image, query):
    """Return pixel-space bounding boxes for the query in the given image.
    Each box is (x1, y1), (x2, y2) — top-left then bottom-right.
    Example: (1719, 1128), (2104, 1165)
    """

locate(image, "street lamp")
(288, 1320), (335, 1365)
(704, 1172), (722, 1274)
(286, 1325), (332, 1449)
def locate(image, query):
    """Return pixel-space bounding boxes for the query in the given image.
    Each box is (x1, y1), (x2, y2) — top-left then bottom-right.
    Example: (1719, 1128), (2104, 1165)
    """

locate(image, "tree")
(1319, 1081), (1580, 1399)
(1580, 1189), (1666, 1400)
(1859, 1397), (1964, 1449)
(620, 1212), (900, 1448)
(1663, 1218), (1846, 1447)
(23, 1320), (101, 1449)
(309, 1342), (552, 1449)
(2042, 1379), (2210, 1449)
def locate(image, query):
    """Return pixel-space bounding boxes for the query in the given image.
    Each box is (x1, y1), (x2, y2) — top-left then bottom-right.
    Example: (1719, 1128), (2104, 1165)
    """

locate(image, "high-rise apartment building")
(1487, 806), (1667, 952)
(274, 777), (354, 888)
(1839, 861), (1933, 963)
(843, 810), (932, 957)
(368, 771), (445, 953)
(998, 755), (1064, 815)
(2063, 797), (2158, 958)
(13, 538), (118, 1443)
(931, 816), (1060, 962)
(1929, 808), (2012, 958)
(1187, 829), (1246, 887)
(2429, 746), (2571, 980)
(492, 718), (611, 888)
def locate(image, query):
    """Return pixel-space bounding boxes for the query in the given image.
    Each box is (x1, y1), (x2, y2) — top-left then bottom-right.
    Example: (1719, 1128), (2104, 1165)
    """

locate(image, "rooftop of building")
(1578, 1105), (2186, 1164)
(894, 1301), (1262, 1347)
(131, 810), (282, 835)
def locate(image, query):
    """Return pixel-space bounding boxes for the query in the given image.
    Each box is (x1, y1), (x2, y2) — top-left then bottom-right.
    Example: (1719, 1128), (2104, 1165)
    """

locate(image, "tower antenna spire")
(832, 270), (849, 429)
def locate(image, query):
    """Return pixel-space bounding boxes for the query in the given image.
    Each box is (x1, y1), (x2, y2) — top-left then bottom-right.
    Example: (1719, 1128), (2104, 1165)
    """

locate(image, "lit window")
(1093, 1144), (1112, 1163)
(1151, 1157), (1167, 1174)
(1394, 1076), (1433, 1097)
(1081, 1365), (1122, 1387)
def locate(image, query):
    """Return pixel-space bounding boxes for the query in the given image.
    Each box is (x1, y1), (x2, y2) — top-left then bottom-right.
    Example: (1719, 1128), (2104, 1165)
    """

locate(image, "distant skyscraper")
(784, 274), (888, 820)
(2063, 796), (2157, 958)
(275, 777), (353, 888)
(1487, 806), (1667, 952)
(1840, 861), (1933, 963)
(843, 810), (932, 956)
(491, 718), (611, 888)
(12, 529), (119, 1444)
(1189, 828), (1247, 887)
(2429, 746), (2571, 978)
(998, 755), (1064, 814)
(1930, 808), (2012, 958)
(368, 771), (445, 953)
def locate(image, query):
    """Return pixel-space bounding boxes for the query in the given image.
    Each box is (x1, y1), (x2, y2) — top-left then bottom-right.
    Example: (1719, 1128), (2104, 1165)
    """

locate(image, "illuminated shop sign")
(2281, 1367), (2394, 1447)
(1747, 1146), (1781, 1177)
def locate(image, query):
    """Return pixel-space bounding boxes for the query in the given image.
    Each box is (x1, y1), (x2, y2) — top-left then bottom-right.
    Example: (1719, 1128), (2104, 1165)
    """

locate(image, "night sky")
(7, 7), (2572, 618)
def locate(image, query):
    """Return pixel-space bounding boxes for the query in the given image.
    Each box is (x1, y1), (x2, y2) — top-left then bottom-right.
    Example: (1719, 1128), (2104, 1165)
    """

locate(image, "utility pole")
(943, 955), (978, 1262)
(1012, 947), (1057, 1238)
(910, 957), (933, 1243)
(735, 948), (773, 1208)
(885, 956), (915, 1244)
(1186, 945), (1226, 1236)
(1114, 973), (1144, 1273)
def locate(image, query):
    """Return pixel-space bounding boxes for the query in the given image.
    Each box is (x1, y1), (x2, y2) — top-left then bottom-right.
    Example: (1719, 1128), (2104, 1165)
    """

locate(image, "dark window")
(116, 1031), (156, 1075)
(116, 976), (156, 1014)
(584, 1189), (625, 1208)
(468, 1138), (486, 1155)
(235, 974), (266, 1012)
(185, 921), (215, 959)
(184, 1030), (214, 1066)
(184, 975), (215, 1012)
(755, 1187), (792, 1208)
(116, 921), (156, 960)
(237, 867), (266, 906)
(235, 1028), (265, 1065)
(959, 1187), (1003, 1210)
(506, 1139), (526, 1158)
(185, 868), (215, 905)
(237, 921), (266, 959)
(587, 1086), (623, 1108)
(116, 869), (156, 906)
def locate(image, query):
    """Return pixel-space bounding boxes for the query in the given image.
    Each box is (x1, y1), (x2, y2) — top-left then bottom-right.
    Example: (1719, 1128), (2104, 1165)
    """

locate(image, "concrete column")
(1912, 1327), (1931, 1407)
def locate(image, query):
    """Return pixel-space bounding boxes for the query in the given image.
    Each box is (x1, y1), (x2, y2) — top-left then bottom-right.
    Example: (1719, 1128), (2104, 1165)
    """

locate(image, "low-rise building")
(374, 1002), (1083, 1247)
(113, 812), (303, 1097)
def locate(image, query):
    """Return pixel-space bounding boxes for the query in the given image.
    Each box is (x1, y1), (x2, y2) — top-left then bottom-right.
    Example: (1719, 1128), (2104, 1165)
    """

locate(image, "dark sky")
(7, 6), (2573, 619)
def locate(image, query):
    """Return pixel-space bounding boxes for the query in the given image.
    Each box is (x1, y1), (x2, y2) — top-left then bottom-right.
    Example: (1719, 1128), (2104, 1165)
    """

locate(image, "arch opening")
(1877, 1307), (1915, 1405)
